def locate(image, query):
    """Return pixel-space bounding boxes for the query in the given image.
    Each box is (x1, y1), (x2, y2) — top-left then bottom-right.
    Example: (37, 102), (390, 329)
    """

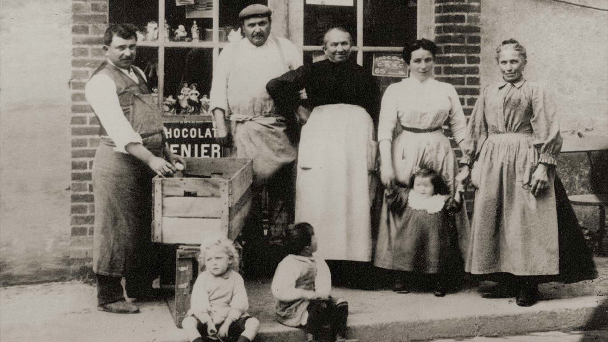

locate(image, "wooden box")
(152, 157), (253, 244)
(167, 245), (200, 327)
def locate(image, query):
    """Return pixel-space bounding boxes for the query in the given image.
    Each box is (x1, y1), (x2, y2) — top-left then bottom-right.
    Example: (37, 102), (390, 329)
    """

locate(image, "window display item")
(191, 21), (200, 42)
(174, 25), (188, 41)
(145, 21), (158, 41)
(164, 19), (170, 41)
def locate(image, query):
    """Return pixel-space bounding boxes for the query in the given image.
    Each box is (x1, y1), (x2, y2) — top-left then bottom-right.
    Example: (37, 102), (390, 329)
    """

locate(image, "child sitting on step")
(272, 222), (349, 342)
(182, 237), (260, 342)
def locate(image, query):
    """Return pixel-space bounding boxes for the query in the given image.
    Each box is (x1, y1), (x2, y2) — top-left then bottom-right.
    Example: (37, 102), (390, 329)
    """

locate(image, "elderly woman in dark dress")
(460, 39), (596, 306)
(267, 27), (379, 284)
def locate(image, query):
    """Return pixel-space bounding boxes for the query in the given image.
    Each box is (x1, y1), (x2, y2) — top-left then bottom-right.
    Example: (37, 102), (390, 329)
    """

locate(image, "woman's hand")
(147, 156), (176, 178)
(530, 163), (550, 197)
(455, 165), (471, 187)
(380, 162), (395, 188)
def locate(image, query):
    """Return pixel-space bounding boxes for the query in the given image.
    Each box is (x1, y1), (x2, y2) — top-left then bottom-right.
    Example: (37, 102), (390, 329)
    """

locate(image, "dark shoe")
(97, 300), (140, 314)
(480, 282), (518, 299)
(516, 285), (538, 307)
(392, 280), (409, 294)
(433, 288), (446, 297)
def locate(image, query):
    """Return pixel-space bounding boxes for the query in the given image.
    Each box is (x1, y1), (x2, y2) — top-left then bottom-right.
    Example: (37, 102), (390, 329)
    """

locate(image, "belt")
(402, 126), (442, 133)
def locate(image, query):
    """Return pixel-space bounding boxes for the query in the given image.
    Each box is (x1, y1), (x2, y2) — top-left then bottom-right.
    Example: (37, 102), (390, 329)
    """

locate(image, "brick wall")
(70, 0), (108, 276)
(434, 0), (481, 120)
(433, 0), (481, 211)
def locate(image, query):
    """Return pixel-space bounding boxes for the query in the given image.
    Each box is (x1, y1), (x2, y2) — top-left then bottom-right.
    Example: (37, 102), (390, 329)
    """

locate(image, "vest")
(91, 61), (164, 155)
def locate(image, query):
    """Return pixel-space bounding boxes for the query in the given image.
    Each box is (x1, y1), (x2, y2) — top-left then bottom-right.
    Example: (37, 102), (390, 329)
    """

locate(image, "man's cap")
(239, 4), (272, 20)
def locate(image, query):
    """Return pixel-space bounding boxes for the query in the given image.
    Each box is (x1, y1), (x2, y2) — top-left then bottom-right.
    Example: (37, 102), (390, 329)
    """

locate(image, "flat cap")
(239, 4), (272, 20)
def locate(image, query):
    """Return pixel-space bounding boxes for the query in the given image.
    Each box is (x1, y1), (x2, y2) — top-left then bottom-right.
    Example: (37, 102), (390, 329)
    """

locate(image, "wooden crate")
(152, 157), (253, 244)
(166, 245), (199, 327)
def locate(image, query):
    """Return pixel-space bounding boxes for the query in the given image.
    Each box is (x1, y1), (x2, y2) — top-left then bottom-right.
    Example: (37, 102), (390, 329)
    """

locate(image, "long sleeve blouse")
(377, 77), (467, 144)
(266, 59), (380, 124)
(187, 270), (249, 325)
(460, 79), (561, 166)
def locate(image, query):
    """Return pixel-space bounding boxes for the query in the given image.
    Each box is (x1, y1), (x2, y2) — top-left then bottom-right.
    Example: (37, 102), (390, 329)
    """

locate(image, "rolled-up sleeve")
(530, 83), (561, 165)
(85, 74), (142, 153)
(377, 84), (399, 142)
(209, 46), (232, 113)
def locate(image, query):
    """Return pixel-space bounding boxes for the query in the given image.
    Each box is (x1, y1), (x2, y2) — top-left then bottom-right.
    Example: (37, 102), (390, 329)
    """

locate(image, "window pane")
(304, 4), (357, 46)
(164, 48), (214, 115)
(363, 0), (416, 47)
(134, 47), (159, 90)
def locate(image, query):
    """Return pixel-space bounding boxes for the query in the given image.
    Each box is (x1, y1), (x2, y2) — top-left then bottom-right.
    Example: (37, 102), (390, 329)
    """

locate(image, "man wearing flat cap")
(210, 4), (301, 273)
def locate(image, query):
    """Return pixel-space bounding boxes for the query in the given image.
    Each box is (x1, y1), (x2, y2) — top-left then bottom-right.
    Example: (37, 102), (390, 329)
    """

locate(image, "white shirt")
(378, 77), (467, 144)
(209, 35), (302, 117)
(85, 59), (146, 153)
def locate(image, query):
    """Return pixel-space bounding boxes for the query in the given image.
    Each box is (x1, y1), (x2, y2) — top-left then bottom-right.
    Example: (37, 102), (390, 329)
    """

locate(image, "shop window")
(303, 0), (415, 82)
(109, 0), (266, 119)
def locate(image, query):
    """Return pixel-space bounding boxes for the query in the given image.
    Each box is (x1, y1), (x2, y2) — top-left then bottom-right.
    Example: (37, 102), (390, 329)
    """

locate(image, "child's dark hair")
(409, 167), (450, 195)
(284, 222), (314, 255)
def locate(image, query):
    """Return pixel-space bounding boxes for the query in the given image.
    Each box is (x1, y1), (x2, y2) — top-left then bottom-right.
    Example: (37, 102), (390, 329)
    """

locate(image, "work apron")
(92, 87), (164, 277)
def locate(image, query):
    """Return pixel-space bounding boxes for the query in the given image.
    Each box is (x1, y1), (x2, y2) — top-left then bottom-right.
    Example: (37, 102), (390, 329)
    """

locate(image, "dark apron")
(92, 66), (164, 277)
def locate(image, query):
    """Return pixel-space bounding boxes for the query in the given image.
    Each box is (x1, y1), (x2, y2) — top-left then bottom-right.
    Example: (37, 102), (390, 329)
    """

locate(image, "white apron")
(295, 104), (375, 261)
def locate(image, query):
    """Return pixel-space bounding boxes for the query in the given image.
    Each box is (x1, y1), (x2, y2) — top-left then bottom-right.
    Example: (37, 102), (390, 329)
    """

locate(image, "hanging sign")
(163, 122), (224, 158)
(372, 53), (408, 77)
(306, 0), (354, 6)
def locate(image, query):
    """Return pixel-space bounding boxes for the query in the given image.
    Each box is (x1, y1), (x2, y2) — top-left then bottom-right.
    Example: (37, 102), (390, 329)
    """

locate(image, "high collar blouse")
(377, 77), (467, 144)
(460, 79), (561, 166)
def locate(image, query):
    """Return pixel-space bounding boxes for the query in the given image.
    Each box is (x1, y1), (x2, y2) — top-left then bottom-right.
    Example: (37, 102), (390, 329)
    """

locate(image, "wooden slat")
(183, 157), (251, 178)
(569, 194), (608, 206)
(160, 217), (225, 244)
(153, 177), (163, 242)
(163, 197), (224, 218)
(229, 160), (253, 207)
(228, 194), (252, 240)
(161, 178), (222, 197)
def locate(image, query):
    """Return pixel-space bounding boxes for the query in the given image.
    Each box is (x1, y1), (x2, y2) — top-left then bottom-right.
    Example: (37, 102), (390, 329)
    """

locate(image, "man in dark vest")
(85, 23), (185, 314)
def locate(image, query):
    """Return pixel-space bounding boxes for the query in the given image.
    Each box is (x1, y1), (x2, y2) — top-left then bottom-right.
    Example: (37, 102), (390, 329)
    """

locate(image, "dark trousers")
(96, 268), (158, 305)
(306, 298), (348, 340)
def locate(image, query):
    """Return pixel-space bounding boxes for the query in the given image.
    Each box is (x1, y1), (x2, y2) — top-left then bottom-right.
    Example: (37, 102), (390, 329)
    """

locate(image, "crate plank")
(163, 197), (224, 218)
(229, 162), (254, 207)
(160, 217), (224, 244)
(162, 178), (223, 198)
(228, 194), (252, 240)
(184, 157), (248, 177)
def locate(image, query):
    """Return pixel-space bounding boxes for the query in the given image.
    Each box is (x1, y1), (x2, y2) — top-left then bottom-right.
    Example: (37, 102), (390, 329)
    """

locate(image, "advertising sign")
(163, 121), (224, 158)
(372, 54), (408, 78)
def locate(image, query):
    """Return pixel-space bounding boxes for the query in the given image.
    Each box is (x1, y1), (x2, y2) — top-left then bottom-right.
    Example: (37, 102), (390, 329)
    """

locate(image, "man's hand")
(296, 105), (311, 125)
(531, 163), (550, 197)
(218, 321), (231, 338)
(167, 153), (186, 170)
(147, 156), (176, 178)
